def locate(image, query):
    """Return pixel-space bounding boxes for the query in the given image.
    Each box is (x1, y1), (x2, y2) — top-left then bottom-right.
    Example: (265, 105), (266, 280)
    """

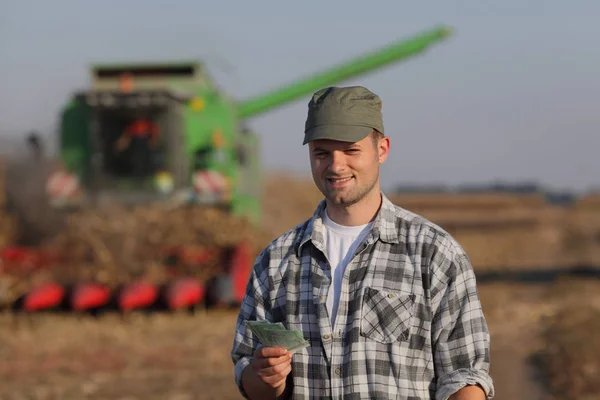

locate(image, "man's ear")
(378, 136), (390, 163)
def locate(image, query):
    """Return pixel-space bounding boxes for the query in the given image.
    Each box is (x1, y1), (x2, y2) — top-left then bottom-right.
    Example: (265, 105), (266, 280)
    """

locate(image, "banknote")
(247, 321), (310, 353)
(247, 321), (283, 343)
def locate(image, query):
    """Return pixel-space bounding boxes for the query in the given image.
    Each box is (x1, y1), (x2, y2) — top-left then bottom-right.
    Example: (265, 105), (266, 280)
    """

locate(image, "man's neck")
(325, 191), (382, 227)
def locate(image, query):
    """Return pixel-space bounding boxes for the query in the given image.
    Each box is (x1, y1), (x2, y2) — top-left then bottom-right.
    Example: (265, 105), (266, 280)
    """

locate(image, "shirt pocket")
(359, 287), (416, 344)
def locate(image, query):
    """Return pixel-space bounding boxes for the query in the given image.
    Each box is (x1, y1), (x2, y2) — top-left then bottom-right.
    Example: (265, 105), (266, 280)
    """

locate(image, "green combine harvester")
(51, 26), (453, 225)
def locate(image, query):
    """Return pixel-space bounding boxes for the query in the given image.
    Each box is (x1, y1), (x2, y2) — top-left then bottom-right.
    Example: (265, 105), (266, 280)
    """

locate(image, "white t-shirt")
(322, 209), (373, 327)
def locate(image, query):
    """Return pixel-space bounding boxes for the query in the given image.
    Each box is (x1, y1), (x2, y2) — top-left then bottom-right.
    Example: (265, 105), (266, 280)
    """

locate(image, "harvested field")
(0, 310), (243, 400)
(1, 172), (600, 399)
(575, 193), (600, 210)
(478, 279), (600, 400)
(387, 192), (547, 211)
(261, 173), (600, 270)
(2, 278), (600, 399)
(535, 303), (600, 400)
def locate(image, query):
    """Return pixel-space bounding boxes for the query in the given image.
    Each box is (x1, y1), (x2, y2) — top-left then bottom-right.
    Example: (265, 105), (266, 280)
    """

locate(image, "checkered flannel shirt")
(231, 193), (495, 399)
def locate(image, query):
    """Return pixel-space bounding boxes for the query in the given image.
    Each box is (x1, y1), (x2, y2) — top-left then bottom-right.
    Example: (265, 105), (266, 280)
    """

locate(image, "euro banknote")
(247, 320), (310, 353)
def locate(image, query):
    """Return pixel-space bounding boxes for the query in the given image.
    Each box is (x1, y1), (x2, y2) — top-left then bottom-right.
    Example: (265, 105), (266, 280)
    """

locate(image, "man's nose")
(328, 151), (347, 173)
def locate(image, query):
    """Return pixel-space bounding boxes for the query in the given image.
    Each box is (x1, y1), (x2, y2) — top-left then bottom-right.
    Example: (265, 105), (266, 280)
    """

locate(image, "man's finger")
(258, 364), (293, 388)
(256, 347), (289, 358)
(271, 375), (288, 390)
(256, 358), (292, 377)
(253, 353), (292, 370)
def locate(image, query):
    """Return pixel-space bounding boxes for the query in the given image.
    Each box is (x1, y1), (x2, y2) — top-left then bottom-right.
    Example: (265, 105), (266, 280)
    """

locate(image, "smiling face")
(308, 131), (390, 208)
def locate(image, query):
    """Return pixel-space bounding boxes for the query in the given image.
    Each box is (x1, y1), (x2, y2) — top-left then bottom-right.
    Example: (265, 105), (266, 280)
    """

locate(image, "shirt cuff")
(234, 356), (253, 398)
(435, 368), (495, 400)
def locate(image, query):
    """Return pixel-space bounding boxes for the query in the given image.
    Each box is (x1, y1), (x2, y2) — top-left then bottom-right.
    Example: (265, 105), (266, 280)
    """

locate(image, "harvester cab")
(55, 62), (238, 207)
(50, 25), (453, 227)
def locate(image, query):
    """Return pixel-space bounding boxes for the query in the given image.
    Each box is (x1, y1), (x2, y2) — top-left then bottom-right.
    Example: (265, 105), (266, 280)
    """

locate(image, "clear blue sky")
(1, 0), (598, 192)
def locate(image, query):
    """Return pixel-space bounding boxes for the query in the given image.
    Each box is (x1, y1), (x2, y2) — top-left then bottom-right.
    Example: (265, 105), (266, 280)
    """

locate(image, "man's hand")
(242, 347), (293, 399)
(252, 347), (293, 389)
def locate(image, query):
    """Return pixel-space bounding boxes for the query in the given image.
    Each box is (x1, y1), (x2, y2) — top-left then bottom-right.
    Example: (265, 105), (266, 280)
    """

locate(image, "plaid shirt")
(231, 193), (495, 399)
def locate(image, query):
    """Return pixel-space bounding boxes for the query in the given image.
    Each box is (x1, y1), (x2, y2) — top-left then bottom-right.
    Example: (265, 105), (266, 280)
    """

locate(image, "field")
(0, 310), (241, 400)
(2, 280), (600, 400)
(2, 172), (600, 399)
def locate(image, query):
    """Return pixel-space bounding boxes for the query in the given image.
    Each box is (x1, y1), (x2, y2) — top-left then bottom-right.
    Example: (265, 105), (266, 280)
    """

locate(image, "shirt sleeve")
(230, 250), (272, 398)
(430, 250), (495, 400)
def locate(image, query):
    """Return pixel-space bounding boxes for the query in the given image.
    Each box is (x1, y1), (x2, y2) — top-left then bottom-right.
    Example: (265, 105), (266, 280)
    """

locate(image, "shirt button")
(335, 368), (341, 376)
(387, 293), (395, 298)
(319, 296), (325, 301)
(323, 334), (330, 340)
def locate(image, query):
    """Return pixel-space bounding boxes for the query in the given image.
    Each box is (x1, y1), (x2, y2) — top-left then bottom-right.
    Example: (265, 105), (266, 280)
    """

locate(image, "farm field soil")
(2, 171), (600, 399)
(2, 279), (600, 400)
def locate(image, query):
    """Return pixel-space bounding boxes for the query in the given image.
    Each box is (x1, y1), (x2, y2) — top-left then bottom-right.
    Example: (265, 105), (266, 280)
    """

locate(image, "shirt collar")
(295, 192), (400, 257)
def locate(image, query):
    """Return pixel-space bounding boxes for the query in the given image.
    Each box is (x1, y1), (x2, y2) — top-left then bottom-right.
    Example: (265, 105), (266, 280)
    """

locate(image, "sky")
(1, 0), (599, 193)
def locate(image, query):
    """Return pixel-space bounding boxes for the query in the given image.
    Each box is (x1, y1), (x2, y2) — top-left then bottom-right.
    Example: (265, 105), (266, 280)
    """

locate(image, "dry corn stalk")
(34, 204), (271, 289)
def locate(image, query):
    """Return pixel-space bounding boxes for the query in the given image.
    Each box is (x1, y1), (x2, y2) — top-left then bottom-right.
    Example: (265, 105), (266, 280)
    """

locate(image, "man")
(114, 116), (160, 177)
(231, 86), (495, 399)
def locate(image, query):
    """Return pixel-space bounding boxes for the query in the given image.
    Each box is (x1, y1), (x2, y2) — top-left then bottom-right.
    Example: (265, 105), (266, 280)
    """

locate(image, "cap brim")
(303, 125), (373, 145)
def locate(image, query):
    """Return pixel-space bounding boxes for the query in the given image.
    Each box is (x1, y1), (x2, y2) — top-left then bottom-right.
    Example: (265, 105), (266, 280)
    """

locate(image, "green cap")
(303, 86), (384, 145)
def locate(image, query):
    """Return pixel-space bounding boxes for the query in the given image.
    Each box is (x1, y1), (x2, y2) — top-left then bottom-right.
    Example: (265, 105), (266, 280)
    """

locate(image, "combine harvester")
(1, 26), (453, 315)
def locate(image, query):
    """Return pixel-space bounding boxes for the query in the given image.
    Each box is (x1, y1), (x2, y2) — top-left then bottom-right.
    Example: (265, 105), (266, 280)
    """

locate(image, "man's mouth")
(327, 176), (353, 183)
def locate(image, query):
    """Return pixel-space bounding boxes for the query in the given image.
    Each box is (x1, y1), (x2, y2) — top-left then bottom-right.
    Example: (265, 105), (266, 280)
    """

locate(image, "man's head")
(304, 86), (390, 207)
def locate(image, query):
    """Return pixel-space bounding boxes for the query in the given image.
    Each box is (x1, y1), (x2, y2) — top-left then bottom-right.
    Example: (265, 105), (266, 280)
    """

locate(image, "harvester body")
(56, 62), (262, 222)
(1, 26), (453, 314)
(50, 26), (452, 226)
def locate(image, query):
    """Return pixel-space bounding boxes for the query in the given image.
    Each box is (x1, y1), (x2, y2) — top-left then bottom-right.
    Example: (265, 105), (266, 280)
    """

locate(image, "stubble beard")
(323, 172), (379, 208)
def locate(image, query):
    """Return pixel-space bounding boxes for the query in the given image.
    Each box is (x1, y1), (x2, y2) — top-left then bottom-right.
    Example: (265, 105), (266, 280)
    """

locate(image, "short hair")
(370, 129), (384, 147)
